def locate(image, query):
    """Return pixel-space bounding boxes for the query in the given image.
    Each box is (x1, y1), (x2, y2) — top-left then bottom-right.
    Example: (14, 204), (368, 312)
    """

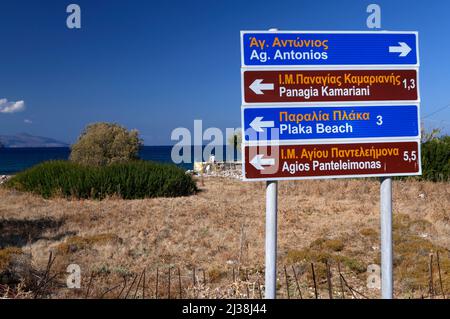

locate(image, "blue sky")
(0, 0), (449, 145)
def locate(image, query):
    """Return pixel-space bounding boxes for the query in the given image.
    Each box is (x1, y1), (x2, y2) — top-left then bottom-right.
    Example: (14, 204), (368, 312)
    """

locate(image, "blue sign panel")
(243, 105), (419, 142)
(241, 31), (418, 66)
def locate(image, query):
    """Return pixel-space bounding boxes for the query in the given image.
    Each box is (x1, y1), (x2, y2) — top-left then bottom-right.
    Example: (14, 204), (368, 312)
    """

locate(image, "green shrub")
(421, 135), (450, 182)
(6, 160), (197, 200)
(70, 122), (142, 166)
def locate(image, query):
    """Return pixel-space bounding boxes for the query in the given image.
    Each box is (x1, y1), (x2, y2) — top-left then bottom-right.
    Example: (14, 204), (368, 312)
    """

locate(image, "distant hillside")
(0, 133), (69, 148)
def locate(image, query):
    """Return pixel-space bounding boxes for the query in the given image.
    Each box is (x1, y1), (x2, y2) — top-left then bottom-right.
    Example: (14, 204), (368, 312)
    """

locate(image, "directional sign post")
(241, 31), (418, 67)
(240, 29), (421, 299)
(244, 141), (421, 180)
(243, 105), (420, 142)
(243, 69), (419, 104)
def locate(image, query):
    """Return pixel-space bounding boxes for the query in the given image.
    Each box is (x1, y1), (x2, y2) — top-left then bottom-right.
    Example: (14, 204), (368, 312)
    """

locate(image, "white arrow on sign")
(388, 42), (412, 57)
(250, 116), (275, 132)
(250, 154), (275, 170)
(249, 79), (274, 95)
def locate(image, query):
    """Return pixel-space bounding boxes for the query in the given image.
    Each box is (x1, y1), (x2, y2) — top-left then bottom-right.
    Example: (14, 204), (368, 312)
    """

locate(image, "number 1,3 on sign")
(403, 78), (416, 91)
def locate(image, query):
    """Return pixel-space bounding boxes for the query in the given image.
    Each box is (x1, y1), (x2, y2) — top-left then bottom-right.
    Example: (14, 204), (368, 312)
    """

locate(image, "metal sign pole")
(265, 180), (278, 299)
(262, 27), (279, 300)
(380, 177), (393, 299)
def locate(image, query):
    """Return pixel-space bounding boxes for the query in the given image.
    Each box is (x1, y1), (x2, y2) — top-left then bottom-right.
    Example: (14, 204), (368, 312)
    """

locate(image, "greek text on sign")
(243, 69), (418, 104)
(243, 141), (421, 180)
(241, 31), (418, 67)
(243, 105), (419, 142)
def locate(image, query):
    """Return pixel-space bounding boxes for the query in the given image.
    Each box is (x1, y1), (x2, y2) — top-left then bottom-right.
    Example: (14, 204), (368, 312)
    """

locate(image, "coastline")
(0, 146), (241, 175)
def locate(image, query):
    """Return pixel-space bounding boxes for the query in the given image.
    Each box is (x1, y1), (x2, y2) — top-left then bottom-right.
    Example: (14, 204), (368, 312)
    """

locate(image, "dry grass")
(0, 177), (449, 298)
(0, 247), (23, 270)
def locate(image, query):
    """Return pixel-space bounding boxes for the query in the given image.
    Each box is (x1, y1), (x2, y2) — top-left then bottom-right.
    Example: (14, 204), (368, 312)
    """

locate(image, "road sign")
(241, 31), (418, 67)
(242, 69), (419, 104)
(243, 141), (421, 181)
(241, 28), (421, 301)
(242, 105), (420, 142)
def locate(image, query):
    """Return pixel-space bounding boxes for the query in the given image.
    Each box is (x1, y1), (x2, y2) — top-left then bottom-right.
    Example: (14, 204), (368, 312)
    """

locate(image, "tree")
(421, 135), (450, 182)
(70, 122), (142, 166)
(421, 125), (441, 143)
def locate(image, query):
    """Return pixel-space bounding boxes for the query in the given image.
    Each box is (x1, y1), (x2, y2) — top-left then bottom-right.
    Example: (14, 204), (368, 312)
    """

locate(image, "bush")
(6, 160), (197, 200)
(70, 122), (142, 166)
(421, 135), (450, 182)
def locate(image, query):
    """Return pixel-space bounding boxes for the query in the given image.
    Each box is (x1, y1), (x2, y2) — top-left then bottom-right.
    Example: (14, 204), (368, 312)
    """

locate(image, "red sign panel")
(243, 69), (418, 104)
(244, 141), (420, 180)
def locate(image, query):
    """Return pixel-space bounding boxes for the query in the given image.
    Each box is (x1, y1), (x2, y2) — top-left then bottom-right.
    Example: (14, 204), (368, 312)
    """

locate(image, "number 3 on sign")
(376, 115), (383, 126)
(403, 151), (417, 162)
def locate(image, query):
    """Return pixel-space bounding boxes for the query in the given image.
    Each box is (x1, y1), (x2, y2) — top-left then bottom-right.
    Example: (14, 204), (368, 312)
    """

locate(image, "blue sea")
(0, 146), (241, 175)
